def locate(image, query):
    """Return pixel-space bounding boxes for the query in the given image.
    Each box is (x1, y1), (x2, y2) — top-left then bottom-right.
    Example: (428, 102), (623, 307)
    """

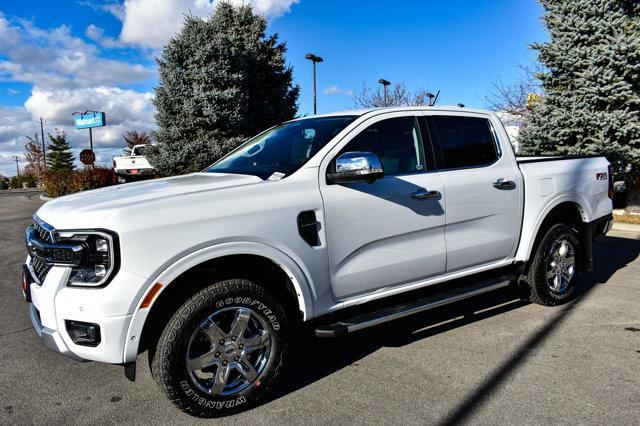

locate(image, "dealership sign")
(73, 112), (106, 129)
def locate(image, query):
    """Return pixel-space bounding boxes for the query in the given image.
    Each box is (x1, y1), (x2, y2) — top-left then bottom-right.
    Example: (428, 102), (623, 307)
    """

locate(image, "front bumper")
(26, 257), (142, 364)
(29, 303), (85, 362)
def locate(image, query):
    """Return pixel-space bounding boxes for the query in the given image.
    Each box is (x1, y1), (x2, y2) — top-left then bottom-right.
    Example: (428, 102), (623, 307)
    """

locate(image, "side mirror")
(327, 151), (384, 184)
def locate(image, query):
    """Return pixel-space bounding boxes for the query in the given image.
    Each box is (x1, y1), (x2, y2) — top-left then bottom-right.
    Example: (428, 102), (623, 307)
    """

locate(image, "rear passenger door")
(422, 113), (522, 273)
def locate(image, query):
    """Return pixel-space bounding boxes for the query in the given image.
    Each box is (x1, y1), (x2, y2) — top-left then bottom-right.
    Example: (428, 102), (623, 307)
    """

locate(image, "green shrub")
(42, 167), (117, 197)
(8, 176), (22, 189)
(22, 173), (38, 188)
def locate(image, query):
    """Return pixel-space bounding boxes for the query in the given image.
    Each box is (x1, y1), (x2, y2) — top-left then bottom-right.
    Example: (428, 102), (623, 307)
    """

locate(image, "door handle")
(410, 190), (441, 200)
(493, 178), (516, 190)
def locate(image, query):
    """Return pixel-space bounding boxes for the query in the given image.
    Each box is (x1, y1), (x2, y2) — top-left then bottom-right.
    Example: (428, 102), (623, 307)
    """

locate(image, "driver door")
(319, 113), (446, 300)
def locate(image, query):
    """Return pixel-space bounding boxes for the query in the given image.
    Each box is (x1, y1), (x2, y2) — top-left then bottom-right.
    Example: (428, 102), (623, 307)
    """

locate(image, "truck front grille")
(31, 257), (52, 284)
(33, 219), (53, 243)
(28, 216), (56, 283)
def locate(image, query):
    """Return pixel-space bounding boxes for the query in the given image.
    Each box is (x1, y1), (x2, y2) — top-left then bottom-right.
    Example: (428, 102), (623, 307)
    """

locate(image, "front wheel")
(150, 279), (289, 417)
(523, 223), (582, 306)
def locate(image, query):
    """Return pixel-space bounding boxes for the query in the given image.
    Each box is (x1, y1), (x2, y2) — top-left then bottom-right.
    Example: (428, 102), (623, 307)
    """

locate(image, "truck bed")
(514, 155), (612, 263)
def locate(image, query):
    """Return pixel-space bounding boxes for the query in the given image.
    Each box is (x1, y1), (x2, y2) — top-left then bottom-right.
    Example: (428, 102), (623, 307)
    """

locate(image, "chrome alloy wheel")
(546, 239), (576, 294)
(185, 307), (272, 396)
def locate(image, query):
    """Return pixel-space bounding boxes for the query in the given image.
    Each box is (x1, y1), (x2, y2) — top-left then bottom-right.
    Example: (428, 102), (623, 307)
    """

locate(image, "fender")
(122, 241), (315, 363)
(515, 193), (592, 263)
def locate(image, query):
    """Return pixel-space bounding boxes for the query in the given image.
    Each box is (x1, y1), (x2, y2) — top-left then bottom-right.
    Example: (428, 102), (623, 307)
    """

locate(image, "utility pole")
(378, 79), (391, 106)
(15, 156), (20, 177)
(305, 53), (323, 115)
(40, 117), (46, 169)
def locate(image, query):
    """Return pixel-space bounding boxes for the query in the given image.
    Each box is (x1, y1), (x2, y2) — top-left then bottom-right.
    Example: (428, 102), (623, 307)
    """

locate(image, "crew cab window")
(431, 116), (499, 169)
(342, 117), (426, 175)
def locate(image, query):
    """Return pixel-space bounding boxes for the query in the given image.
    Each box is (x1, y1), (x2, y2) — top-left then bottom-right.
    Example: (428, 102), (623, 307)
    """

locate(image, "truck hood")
(36, 173), (263, 229)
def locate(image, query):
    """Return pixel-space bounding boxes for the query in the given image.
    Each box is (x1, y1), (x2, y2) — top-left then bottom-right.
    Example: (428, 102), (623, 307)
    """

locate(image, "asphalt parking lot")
(1, 192), (640, 425)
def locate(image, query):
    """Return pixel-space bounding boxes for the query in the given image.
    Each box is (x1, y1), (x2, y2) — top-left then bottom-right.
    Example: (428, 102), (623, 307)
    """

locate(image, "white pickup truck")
(112, 144), (154, 182)
(23, 106), (613, 417)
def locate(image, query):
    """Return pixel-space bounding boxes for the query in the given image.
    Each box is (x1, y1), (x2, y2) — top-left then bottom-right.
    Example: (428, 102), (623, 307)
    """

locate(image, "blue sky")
(0, 0), (546, 176)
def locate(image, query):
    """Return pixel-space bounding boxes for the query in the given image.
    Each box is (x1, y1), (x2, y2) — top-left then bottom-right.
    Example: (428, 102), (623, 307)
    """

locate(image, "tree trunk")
(626, 166), (640, 213)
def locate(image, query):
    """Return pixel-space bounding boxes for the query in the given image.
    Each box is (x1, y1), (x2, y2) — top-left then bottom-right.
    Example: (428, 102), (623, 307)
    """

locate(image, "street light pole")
(305, 53), (323, 115)
(15, 156), (20, 178)
(378, 79), (391, 106)
(40, 117), (46, 170)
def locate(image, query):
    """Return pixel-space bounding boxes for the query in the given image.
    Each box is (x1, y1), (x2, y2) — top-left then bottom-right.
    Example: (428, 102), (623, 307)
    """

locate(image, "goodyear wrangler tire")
(524, 223), (582, 306)
(150, 279), (289, 417)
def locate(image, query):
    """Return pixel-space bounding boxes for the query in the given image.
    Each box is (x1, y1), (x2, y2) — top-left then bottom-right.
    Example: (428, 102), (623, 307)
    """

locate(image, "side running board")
(315, 275), (515, 338)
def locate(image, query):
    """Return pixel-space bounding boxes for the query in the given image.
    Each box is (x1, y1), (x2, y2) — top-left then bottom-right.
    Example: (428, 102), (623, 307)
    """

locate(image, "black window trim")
(423, 115), (503, 172)
(329, 115), (438, 179)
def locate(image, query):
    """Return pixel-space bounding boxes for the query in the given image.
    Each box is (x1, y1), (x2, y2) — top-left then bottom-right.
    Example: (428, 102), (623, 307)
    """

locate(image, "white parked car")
(113, 144), (154, 182)
(23, 106), (613, 417)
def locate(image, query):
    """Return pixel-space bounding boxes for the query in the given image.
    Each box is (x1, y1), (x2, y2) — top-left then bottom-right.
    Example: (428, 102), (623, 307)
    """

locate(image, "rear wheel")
(150, 279), (288, 417)
(523, 223), (582, 306)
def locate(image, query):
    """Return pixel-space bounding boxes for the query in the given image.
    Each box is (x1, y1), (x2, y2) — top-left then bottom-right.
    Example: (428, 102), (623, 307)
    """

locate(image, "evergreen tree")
(150, 3), (300, 176)
(519, 0), (640, 209)
(47, 130), (75, 171)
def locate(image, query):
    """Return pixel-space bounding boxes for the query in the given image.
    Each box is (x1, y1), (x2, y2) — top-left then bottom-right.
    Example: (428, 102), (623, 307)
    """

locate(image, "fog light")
(65, 320), (101, 347)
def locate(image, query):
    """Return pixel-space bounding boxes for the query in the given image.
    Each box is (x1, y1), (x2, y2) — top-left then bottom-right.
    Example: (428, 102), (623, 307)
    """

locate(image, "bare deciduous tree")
(123, 130), (152, 154)
(24, 134), (45, 179)
(352, 82), (437, 108)
(483, 65), (543, 118)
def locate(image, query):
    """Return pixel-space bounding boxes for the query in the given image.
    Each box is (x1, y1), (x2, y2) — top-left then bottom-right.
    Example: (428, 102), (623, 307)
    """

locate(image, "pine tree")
(149, 3), (300, 176)
(519, 0), (640, 210)
(47, 130), (75, 171)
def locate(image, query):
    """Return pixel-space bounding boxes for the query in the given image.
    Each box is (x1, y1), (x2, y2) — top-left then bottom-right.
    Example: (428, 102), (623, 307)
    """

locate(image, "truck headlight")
(57, 231), (119, 287)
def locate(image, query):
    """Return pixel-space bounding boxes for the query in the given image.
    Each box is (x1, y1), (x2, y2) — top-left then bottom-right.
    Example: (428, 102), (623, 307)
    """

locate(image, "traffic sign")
(80, 149), (96, 165)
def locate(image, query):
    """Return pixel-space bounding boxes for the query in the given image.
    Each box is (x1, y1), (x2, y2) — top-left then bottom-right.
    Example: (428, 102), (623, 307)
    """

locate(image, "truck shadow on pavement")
(266, 234), (640, 423)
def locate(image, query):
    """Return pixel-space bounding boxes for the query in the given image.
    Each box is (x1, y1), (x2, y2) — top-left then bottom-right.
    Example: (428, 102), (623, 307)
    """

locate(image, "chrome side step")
(315, 275), (515, 338)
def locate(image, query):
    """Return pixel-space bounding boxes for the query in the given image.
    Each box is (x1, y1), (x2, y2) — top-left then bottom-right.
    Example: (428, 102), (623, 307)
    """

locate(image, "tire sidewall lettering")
(214, 297), (281, 331)
(180, 380), (247, 408)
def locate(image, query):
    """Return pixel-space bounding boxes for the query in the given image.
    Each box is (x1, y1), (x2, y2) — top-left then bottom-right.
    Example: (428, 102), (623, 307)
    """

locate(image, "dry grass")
(614, 212), (640, 225)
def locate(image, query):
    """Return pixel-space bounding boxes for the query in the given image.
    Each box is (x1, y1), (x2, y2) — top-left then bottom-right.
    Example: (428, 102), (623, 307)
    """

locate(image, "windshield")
(207, 116), (356, 180)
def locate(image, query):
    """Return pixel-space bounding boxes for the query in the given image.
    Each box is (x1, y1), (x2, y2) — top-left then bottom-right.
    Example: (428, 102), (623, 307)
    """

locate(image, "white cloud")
(226, 0), (300, 17)
(119, 0), (299, 48)
(0, 14), (156, 173)
(25, 86), (154, 129)
(78, 1), (126, 21)
(0, 16), (153, 89)
(0, 106), (37, 174)
(85, 24), (122, 49)
(323, 85), (354, 97)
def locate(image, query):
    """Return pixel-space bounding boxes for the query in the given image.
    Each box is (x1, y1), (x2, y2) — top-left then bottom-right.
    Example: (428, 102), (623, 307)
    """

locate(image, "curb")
(612, 222), (640, 232)
(39, 194), (53, 202)
(0, 189), (42, 195)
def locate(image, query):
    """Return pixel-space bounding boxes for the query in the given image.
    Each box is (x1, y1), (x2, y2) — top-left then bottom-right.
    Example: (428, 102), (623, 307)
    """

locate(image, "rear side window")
(431, 116), (499, 169)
